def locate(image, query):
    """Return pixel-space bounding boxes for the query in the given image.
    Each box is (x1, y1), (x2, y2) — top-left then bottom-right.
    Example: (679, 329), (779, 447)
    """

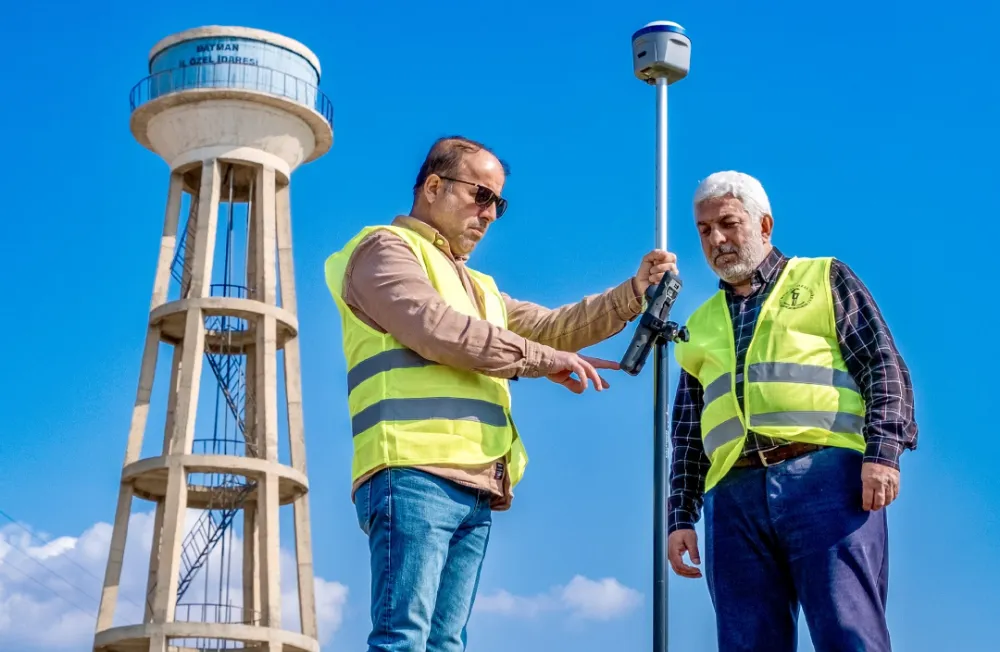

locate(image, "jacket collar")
(391, 215), (469, 262)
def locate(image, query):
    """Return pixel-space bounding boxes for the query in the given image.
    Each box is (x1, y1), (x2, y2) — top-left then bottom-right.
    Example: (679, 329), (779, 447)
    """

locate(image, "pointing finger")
(582, 356), (620, 370)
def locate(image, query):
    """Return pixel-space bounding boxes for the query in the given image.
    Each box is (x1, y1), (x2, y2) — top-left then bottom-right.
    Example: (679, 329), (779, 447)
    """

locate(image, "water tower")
(92, 26), (333, 652)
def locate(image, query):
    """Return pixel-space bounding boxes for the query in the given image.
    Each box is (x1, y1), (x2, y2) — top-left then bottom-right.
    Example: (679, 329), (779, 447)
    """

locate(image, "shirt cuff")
(863, 436), (904, 470)
(520, 340), (560, 378)
(667, 509), (698, 534)
(612, 277), (645, 321)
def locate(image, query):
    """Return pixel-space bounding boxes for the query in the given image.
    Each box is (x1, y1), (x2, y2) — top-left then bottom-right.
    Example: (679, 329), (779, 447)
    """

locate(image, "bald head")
(410, 136), (510, 257)
(412, 137), (509, 197)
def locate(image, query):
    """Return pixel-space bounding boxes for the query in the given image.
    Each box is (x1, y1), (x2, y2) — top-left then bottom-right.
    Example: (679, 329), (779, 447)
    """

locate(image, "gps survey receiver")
(619, 270), (689, 376)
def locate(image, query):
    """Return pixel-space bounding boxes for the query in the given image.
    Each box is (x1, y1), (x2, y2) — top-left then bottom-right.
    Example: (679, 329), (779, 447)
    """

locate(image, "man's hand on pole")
(546, 352), (620, 394)
(668, 530), (702, 578)
(634, 249), (679, 295)
(861, 462), (900, 511)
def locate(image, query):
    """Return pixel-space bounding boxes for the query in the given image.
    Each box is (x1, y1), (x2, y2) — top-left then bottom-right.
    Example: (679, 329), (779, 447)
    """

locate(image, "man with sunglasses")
(323, 135), (676, 651)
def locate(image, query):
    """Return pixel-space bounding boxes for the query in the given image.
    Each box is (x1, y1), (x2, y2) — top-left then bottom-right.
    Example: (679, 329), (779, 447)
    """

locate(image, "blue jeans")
(355, 467), (492, 652)
(704, 446), (891, 652)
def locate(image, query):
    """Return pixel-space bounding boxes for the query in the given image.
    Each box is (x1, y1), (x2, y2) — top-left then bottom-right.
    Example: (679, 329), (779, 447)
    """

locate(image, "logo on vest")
(779, 284), (814, 309)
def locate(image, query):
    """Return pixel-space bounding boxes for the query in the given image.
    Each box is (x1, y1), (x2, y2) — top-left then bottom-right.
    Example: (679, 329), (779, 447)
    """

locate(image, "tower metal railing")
(129, 61), (335, 127)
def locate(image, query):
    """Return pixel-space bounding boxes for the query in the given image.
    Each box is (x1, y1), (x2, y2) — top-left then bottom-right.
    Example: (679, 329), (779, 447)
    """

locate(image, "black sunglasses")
(439, 176), (508, 218)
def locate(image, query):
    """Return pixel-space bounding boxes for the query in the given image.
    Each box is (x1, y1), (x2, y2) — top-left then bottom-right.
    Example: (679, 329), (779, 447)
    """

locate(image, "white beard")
(711, 236), (768, 284)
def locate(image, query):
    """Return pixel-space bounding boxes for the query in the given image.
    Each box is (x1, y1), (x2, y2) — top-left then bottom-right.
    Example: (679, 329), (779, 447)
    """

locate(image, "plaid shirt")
(668, 247), (918, 533)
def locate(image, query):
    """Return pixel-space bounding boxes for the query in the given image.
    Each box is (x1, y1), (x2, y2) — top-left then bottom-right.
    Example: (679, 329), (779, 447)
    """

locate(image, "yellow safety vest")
(323, 225), (528, 488)
(673, 256), (866, 492)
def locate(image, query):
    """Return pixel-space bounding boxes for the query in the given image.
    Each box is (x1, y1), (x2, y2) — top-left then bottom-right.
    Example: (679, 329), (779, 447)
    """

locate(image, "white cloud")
(475, 575), (642, 622)
(559, 576), (644, 621)
(0, 509), (348, 652)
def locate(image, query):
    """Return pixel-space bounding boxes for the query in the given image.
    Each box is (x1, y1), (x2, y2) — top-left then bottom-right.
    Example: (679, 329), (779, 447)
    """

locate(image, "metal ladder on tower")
(145, 187), (260, 608)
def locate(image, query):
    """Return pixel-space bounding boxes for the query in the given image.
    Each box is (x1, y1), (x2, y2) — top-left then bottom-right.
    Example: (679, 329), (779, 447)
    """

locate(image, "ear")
(760, 213), (774, 242)
(422, 174), (443, 205)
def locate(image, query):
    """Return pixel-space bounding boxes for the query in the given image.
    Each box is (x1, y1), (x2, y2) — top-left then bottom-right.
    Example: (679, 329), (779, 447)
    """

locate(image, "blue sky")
(1, 1), (997, 650)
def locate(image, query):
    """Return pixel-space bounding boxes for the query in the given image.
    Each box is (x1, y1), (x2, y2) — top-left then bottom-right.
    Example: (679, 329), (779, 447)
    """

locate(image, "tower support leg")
(276, 182), (318, 638)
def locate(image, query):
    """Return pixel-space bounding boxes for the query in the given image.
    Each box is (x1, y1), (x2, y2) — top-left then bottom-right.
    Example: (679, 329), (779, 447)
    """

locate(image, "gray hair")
(692, 171), (772, 223)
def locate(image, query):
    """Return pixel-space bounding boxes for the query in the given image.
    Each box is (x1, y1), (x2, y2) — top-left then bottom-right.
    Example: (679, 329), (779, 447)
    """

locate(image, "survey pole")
(629, 21), (692, 652)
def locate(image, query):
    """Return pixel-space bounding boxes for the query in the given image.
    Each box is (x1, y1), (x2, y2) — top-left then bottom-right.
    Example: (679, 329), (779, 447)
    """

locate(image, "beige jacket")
(340, 216), (644, 510)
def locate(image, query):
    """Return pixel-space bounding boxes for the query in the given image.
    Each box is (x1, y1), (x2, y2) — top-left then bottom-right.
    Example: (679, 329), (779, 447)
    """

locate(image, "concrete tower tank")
(93, 26), (333, 652)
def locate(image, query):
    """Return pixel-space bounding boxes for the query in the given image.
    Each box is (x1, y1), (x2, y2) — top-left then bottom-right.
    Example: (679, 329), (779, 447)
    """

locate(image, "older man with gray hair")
(666, 171), (917, 651)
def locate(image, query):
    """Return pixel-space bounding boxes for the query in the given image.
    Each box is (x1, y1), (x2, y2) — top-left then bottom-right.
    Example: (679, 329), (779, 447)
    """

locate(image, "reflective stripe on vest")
(345, 347), (508, 435)
(701, 362), (863, 456)
(324, 224), (528, 487)
(674, 256), (866, 492)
